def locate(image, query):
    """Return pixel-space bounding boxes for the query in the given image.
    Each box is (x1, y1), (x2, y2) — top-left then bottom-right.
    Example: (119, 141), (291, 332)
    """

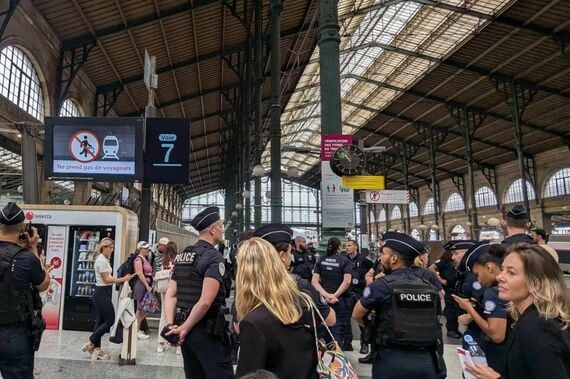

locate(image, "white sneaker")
(157, 345), (165, 353)
(137, 331), (150, 340)
(176, 346), (181, 355)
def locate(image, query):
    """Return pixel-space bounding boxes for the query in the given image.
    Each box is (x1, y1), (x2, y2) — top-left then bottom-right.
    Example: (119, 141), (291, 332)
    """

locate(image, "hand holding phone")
(161, 324), (180, 346)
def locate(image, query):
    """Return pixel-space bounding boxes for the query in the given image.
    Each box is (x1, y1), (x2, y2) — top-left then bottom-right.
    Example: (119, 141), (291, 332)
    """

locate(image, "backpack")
(115, 252), (139, 290)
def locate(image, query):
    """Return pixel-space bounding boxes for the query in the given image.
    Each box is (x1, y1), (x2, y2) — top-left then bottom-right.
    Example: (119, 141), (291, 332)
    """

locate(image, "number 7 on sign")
(161, 143), (174, 163)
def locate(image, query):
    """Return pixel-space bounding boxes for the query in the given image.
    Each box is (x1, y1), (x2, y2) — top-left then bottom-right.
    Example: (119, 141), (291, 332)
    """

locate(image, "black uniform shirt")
(295, 276), (330, 320)
(0, 242), (45, 289)
(435, 258), (457, 290)
(506, 304), (570, 379)
(313, 254), (352, 294)
(346, 253), (373, 293)
(172, 240), (225, 284)
(459, 272), (486, 344)
(502, 233), (534, 248)
(410, 266), (442, 292)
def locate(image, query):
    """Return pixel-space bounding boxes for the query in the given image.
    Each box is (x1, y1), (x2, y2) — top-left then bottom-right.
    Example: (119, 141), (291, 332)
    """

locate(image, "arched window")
(411, 229), (421, 241)
(424, 198), (435, 215)
(0, 45), (44, 120)
(451, 224), (468, 239)
(390, 206), (401, 220)
(504, 179), (536, 204)
(409, 202), (419, 218)
(379, 208), (386, 222)
(544, 168), (570, 198)
(59, 99), (81, 117)
(445, 193), (465, 212)
(429, 229), (438, 241)
(475, 186), (497, 207)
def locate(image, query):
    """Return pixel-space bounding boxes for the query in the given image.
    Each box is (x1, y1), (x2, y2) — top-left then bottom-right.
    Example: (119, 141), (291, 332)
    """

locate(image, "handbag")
(154, 269), (170, 293)
(303, 294), (359, 379)
(138, 291), (160, 313)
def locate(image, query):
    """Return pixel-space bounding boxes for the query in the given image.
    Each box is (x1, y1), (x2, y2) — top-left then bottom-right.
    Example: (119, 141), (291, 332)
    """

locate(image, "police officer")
(253, 224), (335, 327)
(453, 241), (486, 349)
(0, 202), (52, 378)
(312, 237), (352, 345)
(353, 232), (442, 379)
(343, 240), (373, 353)
(291, 236), (314, 280)
(164, 206), (232, 379)
(432, 240), (475, 339)
(501, 205), (535, 247)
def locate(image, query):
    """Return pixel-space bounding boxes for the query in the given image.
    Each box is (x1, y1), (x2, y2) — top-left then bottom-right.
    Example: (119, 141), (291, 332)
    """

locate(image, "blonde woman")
(235, 238), (318, 379)
(82, 238), (131, 360)
(466, 243), (570, 379)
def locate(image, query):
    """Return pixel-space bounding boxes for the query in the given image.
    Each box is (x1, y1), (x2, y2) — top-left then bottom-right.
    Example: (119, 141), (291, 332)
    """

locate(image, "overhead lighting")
(242, 190), (251, 198)
(252, 165), (265, 177)
(235, 203), (243, 210)
(487, 217), (500, 227)
(286, 167), (300, 178)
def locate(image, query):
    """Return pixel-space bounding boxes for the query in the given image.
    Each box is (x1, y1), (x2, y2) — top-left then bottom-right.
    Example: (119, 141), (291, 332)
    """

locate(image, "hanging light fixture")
(235, 203), (243, 210)
(252, 165), (265, 177)
(487, 217), (500, 227)
(431, 224), (440, 231)
(242, 190), (251, 198)
(286, 166), (300, 178)
(231, 211), (238, 217)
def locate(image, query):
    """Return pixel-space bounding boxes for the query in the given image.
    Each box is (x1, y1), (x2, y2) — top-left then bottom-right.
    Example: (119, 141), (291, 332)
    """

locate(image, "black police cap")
(0, 202), (25, 226)
(442, 240), (476, 251)
(506, 205), (529, 220)
(253, 224), (293, 245)
(464, 241), (491, 272)
(382, 232), (426, 258)
(190, 206), (221, 231)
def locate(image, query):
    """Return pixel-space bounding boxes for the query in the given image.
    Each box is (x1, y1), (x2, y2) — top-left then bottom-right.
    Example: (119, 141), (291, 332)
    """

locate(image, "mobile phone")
(18, 222), (34, 241)
(160, 325), (180, 346)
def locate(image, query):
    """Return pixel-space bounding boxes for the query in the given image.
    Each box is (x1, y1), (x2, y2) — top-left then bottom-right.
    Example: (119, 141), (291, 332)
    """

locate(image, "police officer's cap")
(0, 202), (25, 225)
(190, 206), (221, 231)
(442, 240), (476, 251)
(506, 205), (529, 220)
(253, 223), (293, 245)
(464, 241), (491, 272)
(382, 232), (426, 258)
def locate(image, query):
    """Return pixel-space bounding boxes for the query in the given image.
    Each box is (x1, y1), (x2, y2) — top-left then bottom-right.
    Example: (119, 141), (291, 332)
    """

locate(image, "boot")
(358, 352), (374, 364)
(359, 344), (369, 355)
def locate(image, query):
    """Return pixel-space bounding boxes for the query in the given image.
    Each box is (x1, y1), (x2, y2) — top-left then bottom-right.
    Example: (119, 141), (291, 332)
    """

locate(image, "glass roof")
(261, 0), (511, 175)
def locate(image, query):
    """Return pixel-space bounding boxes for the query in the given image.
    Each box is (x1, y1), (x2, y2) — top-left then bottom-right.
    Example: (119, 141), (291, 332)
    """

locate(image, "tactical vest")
(0, 243), (35, 326)
(174, 244), (225, 314)
(375, 274), (439, 348)
(318, 255), (345, 294)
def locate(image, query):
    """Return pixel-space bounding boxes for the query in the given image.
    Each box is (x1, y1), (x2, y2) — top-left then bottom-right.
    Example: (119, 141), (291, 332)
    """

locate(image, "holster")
(206, 306), (230, 344)
(29, 311), (46, 351)
(175, 307), (190, 325)
(362, 311), (377, 345)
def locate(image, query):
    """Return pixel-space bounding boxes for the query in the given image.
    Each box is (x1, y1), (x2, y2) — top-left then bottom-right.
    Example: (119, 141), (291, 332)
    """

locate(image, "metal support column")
(253, 0), (263, 228)
(269, 0), (282, 223)
(17, 124), (38, 204)
(448, 106), (485, 239)
(491, 76), (537, 213)
(390, 139), (419, 234)
(243, 28), (252, 230)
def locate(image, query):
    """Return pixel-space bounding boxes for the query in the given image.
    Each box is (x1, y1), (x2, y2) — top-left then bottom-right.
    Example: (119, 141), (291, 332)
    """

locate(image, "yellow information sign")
(342, 175), (385, 190)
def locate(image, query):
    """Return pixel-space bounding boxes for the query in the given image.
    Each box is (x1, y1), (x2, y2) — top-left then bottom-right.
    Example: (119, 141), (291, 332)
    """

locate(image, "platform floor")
(30, 327), (463, 378)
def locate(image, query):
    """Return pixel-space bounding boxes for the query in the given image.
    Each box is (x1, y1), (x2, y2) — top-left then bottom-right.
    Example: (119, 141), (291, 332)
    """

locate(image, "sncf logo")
(399, 293), (432, 302)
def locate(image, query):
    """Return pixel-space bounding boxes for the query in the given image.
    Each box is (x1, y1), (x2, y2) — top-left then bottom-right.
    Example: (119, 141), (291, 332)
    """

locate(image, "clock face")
(330, 145), (366, 176)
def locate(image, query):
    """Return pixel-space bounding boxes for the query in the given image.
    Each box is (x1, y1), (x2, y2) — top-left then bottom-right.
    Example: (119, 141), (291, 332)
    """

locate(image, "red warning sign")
(68, 130), (100, 163)
(368, 191), (381, 202)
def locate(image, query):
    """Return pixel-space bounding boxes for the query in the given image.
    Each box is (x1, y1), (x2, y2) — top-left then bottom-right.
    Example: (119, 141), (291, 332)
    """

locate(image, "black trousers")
(90, 286), (115, 348)
(0, 325), (34, 379)
(181, 325), (233, 379)
(372, 347), (440, 379)
(344, 294), (365, 347)
(444, 293), (459, 333)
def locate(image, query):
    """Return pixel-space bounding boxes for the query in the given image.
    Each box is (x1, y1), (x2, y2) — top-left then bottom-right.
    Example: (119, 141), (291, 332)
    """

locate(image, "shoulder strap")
(0, 244), (26, 282)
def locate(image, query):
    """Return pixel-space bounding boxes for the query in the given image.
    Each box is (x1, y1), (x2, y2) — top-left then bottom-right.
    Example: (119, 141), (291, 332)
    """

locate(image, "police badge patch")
(363, 287), (371, 298)
(472, 281), (482, 290)
(484, 300), (496, 313)
(219, 262), (225, 276)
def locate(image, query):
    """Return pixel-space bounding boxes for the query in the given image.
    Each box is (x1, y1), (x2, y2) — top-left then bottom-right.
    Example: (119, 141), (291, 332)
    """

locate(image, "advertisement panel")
(321, 135), (354, 228)
(41, 226), (67, 329)
(44, 117), (143, 182)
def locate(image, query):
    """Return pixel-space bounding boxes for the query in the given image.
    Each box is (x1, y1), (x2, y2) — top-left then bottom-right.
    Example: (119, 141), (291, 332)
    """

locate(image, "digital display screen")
(44, 117), (143, 182)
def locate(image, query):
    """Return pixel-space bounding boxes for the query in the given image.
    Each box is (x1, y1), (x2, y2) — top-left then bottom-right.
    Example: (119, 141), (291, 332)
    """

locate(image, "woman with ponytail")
(312, 237), (353, 349)
(454, 242), (510, 376)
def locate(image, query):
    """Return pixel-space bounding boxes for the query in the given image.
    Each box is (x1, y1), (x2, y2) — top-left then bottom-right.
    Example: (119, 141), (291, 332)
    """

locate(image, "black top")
(435, 258), (457, 291)
(313, 254), (352, 294)
(292, 249), (316, 281)
(172, 240), (225, 284)
(236, 304), (318, 379)
(295, 275), (330, 320)
(346, 253), (373, 294)
(410, 266), (442, 292)
(501, 233), (534, 248)
(0, 242), (45, 288)
(505, 304), (570, 379)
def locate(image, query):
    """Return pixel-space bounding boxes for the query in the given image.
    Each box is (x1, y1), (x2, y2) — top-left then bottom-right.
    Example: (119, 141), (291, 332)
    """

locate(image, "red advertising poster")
(321, 134), (353, 161)
(41, 226), (67, 329)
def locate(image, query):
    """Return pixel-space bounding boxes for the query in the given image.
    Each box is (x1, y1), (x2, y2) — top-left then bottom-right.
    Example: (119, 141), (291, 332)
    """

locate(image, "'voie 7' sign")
(144, 118), (190, 184)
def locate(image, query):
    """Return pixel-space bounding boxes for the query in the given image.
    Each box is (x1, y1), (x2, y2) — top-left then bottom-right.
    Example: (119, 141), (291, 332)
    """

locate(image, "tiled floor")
(32, 327), (463, 378)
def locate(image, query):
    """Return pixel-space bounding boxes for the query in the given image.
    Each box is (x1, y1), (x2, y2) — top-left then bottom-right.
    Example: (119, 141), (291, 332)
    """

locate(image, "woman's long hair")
(507, 243), (570, 327)
(165, 241), (178, 266)
(96, 237), (114, 258)
(236, 238), (304, 324)
(326, 237), (341, 257)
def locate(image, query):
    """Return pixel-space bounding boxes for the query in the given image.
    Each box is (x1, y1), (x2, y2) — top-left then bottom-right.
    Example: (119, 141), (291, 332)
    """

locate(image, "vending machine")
(21, 205), (138, 331)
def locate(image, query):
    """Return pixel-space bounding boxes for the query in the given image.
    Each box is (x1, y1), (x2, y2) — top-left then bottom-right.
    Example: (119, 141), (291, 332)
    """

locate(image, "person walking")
(82, 237), (131, 360)
(156, 241), (177, 353)
(133, 241), (153, 340)
(235, 237), (318, 379)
